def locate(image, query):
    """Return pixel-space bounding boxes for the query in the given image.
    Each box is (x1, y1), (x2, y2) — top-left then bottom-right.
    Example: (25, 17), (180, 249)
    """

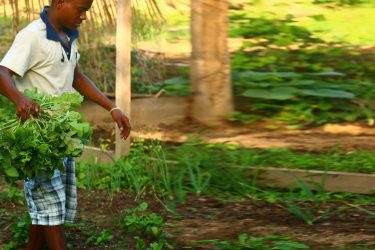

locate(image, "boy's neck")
(46, 7), (64, 33)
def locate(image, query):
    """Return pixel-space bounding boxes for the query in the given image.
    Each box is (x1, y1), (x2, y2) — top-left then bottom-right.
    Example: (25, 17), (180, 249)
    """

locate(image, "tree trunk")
(190, 0), (233, 124)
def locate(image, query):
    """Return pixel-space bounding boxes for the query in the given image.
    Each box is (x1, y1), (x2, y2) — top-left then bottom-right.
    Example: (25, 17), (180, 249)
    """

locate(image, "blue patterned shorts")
(24, 157), (77, 226)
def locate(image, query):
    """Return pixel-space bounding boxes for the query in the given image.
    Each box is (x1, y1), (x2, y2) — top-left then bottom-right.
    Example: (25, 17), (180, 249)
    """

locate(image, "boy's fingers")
(122, 117), (131, 139)
(117, 120), (124, 131)
(120, 123), (128, 139)
(112, 113), (131, 139)
(15, 102), (40, 121)
(116, 121), (125, 138)
(122, 117), (131, 130)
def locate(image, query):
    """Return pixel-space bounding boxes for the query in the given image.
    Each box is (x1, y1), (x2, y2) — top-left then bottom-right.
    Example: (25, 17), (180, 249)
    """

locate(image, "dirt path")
(93, 120), (375, 152)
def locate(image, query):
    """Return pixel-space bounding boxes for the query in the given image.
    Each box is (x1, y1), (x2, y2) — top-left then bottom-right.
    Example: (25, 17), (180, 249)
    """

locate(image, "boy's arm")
(72, 65), (131, 140)
(0, 66), (40, 121)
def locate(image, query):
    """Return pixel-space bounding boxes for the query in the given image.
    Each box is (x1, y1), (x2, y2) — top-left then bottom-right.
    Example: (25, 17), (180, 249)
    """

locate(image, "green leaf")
(38, 144), (49, 154)
(301, 89), (355, 99)
(235, 71), (301, 81)
(282, 80), (316, 86)
(57, 92), (84, 108)
(151, 226), (160, 236)
(242, 88), (296, 100)
(273, 240), (310, 249)
(163, 76), (189, 85)
(309, 14), (326, 22)
(139, 202), (148, 211)
(5, 167), (19, 177)
(271, 86), (299, 94)
(307, 71), (346, 77)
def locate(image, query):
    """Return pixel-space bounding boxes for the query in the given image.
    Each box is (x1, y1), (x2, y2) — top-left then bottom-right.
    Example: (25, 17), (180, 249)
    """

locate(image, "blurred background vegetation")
(2, 0), (375, 128)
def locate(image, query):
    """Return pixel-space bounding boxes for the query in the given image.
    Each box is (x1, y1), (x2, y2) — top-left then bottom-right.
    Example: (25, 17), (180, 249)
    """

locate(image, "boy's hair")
(51, 0), (73, 4)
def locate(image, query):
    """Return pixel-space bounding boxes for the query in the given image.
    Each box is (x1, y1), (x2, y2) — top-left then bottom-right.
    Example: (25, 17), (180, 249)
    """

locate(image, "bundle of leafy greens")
(0, 88), (92, 183)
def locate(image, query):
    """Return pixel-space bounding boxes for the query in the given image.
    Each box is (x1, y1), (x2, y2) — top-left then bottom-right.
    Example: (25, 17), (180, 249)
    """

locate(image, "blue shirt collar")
(40, 6), (79, 43)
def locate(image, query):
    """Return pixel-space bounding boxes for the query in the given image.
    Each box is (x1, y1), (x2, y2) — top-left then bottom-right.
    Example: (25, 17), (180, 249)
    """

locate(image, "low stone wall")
(77, 96), (189, 128)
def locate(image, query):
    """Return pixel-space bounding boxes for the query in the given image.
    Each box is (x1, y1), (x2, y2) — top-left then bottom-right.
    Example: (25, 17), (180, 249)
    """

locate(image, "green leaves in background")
(161, 76), (190, 96)
(313, 0), (371, 6)
(230, 13), (324, 46)
(236, 71), (355, 100)
(231, 70), (375, 126)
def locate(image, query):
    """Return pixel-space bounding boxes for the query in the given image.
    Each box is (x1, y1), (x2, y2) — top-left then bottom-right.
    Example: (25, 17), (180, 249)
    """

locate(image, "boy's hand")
(111, 109), (131, 140)
(15, 96), (40, 122)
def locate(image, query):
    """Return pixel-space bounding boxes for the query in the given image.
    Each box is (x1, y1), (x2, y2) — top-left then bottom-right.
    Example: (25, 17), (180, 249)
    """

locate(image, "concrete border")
(78, 96), (189, 128)
(248, 167), (375, 194)
(79, 146), (115, 164)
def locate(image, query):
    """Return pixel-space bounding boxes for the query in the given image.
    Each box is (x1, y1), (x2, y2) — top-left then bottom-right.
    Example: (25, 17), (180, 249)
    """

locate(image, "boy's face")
(56, 0), (94, 30)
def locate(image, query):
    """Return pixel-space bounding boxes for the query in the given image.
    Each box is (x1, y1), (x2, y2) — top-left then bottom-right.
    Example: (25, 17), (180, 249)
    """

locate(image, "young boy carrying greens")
(0, 0), (131, 249)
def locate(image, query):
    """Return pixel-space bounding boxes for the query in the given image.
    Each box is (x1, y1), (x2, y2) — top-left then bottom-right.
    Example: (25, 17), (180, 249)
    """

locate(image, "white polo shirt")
(0, 18), (80, 96)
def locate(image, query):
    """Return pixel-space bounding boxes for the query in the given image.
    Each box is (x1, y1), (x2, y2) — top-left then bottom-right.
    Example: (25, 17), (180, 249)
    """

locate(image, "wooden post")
(115, 0), (132, 157)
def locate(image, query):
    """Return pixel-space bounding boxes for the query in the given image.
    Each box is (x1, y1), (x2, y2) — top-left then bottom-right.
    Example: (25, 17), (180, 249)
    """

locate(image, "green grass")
(75, 139), (375, 208)
(230, 0), (375, 46)
(299, 7), (375, 45)
(164, 141), (375, 174)
(162, 0), (375, 46)
(197, 234), (310, 250)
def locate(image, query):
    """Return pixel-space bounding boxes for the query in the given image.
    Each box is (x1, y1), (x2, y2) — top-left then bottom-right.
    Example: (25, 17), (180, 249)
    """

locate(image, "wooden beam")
(115, 0), (132, 157)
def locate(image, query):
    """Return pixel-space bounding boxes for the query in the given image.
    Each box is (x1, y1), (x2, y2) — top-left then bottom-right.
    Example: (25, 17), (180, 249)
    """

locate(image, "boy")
(0, 0), (131, 249)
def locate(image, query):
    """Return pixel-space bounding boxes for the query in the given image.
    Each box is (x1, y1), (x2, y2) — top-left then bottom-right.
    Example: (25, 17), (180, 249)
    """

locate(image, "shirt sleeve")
(0, 29), (39, 77)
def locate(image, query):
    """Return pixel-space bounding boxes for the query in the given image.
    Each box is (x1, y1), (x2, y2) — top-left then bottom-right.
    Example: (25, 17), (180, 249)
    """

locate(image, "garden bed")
(1, 188), (374, 249)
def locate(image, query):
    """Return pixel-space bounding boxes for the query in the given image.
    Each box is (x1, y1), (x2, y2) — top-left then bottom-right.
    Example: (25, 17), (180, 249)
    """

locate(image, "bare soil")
(92, 119), (375, 152)
(1, 189), (374, 249)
